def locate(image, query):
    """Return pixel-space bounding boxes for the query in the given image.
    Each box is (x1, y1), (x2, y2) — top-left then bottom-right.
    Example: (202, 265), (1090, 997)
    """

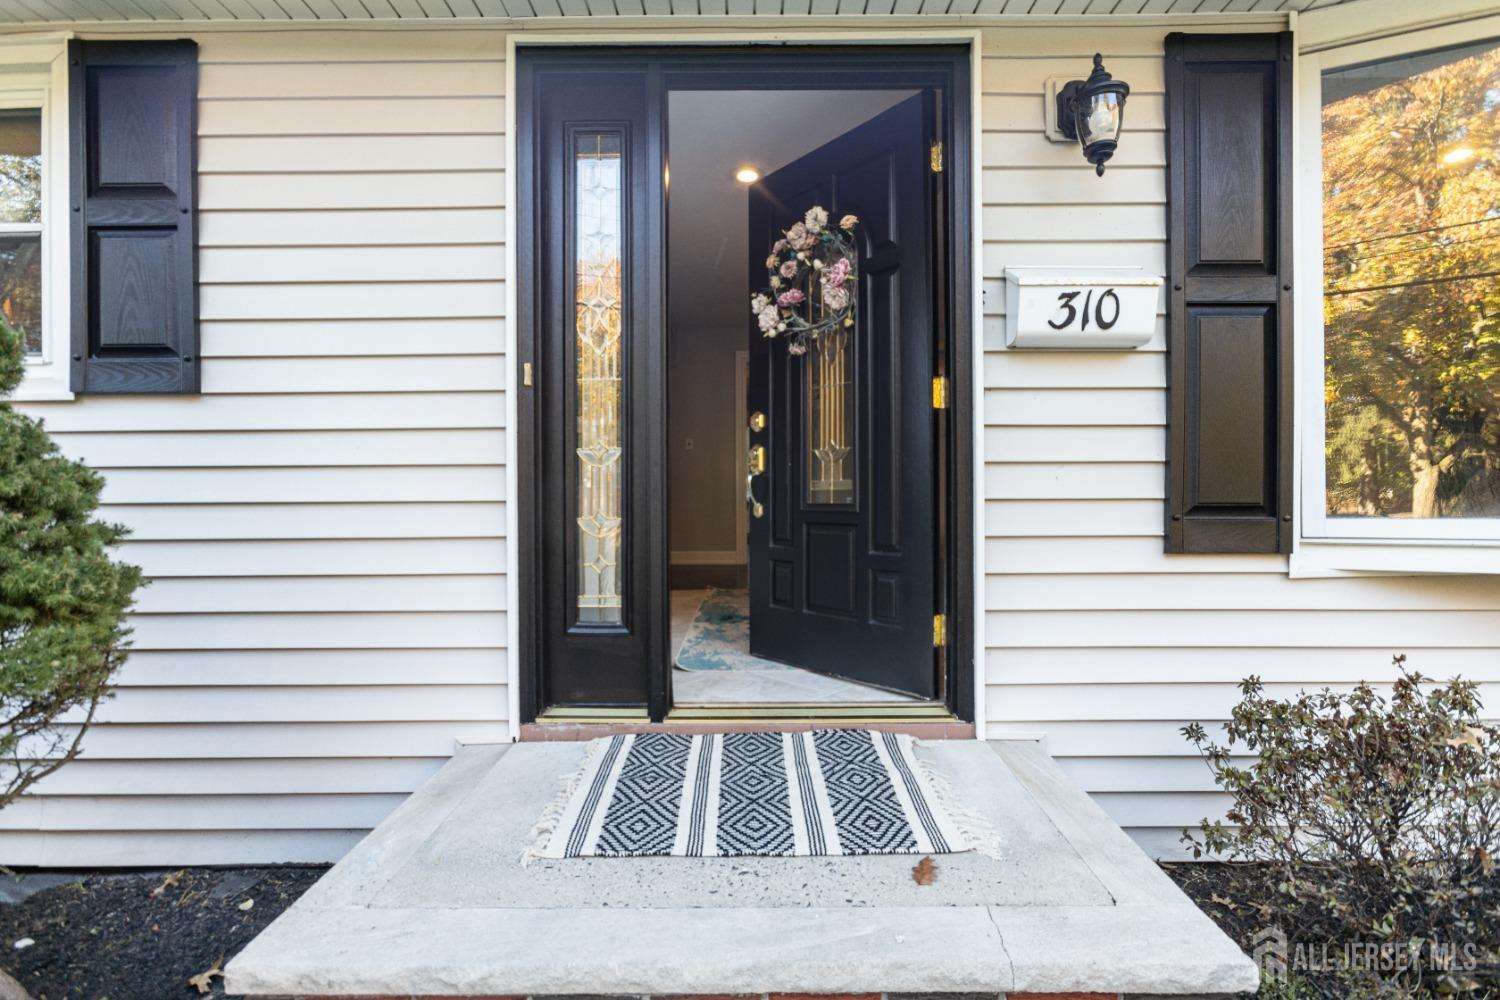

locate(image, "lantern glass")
(1078, 90), (1124, 147)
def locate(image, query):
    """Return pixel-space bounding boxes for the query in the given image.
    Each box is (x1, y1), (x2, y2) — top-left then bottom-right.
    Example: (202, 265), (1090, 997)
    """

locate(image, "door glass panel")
(574, 132), (624, 624)
(806, 325), (854, 505)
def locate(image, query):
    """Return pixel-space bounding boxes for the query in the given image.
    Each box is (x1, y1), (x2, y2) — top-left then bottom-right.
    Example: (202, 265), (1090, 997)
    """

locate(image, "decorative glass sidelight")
(574, 132), (624, 624)
(806, 323), (854, 505)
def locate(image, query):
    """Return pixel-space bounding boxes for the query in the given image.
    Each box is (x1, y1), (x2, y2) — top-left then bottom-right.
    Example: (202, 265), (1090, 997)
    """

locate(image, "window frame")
(1293, 15), (1500, 576)
(0, 37), (69, 402)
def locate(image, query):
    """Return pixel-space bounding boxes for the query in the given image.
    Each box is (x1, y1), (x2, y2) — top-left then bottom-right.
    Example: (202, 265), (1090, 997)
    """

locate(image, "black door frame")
(515, 43), (975, 724)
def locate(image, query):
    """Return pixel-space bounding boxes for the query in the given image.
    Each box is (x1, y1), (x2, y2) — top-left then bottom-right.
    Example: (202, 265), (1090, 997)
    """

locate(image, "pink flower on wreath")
(772, 238), (788, 252)
(779, 260), (799, 280)
(785, 222), (815, 252)
(756, 306), (780, 335)
(821, 283), (850, 313)
(787, 340), (808, 356)
(824, 256), (851, 289)
(777, 288), (805, 308)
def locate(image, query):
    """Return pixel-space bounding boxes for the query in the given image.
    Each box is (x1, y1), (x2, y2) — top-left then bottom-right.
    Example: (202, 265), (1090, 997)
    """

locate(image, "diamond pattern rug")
(529, 730), (978, 859)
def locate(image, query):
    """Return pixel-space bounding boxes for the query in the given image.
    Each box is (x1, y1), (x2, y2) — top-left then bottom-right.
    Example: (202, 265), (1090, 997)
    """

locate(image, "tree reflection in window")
(0, 109), (41, 355)
(1322, 41), (1500, 519)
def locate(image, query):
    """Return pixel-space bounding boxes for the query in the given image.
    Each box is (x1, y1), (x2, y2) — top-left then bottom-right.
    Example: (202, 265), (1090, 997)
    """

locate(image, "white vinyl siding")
(0, 19), (1496, 867)
(1, 30), (510, 867)
(979, 25), (1500, 858)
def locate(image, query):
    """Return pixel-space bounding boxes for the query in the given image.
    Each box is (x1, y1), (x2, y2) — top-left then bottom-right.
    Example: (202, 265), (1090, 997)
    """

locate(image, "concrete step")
(224, 739), (1258, 998)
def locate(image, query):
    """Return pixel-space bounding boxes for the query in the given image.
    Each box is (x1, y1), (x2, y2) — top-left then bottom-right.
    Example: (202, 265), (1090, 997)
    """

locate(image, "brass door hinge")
(932, 375), (949, 410)
(929, 140), (943, 174)
(933, 613), (946, 648)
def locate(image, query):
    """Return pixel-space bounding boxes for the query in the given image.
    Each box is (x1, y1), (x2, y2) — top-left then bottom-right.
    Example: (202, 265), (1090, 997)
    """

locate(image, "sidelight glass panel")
(806, 325), (854, 505)
(574, 132), (624, 624)
(1321, 39), (1500, 520)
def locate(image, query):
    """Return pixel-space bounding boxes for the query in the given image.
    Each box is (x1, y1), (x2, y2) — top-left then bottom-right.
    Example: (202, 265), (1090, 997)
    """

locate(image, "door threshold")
(523, 703), (973, 741)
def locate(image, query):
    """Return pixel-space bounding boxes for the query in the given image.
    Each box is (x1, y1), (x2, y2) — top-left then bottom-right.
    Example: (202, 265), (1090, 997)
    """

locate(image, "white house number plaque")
(1003, 267), (1162, 350)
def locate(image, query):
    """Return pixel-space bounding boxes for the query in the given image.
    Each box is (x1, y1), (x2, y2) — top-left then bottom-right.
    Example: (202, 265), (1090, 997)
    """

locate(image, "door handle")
(746, 442), (765, 519)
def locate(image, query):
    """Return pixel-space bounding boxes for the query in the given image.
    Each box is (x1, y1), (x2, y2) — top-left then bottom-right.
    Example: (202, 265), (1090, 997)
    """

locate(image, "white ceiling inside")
(667, 88), (918, 330)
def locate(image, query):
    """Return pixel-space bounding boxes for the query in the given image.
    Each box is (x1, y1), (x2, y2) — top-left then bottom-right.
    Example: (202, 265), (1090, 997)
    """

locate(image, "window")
(0, 108), (42, 356)
(1297, 20), (1500, 573)
(0, 40), (69, 401)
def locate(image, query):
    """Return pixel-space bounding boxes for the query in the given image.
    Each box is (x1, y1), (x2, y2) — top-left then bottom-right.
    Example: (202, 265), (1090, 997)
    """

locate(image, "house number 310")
(1047, 289), (1121, 331)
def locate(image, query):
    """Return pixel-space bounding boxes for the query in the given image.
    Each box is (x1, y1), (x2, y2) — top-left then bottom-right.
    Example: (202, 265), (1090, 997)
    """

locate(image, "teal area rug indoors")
(674, 587), (791, 671)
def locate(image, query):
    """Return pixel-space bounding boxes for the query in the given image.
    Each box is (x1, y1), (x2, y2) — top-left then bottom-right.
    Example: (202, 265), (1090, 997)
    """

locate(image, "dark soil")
(0, 866), (327, 1000)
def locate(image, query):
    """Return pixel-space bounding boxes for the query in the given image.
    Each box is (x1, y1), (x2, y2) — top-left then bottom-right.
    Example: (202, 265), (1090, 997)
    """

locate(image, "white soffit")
(0, 0), (1364, 23)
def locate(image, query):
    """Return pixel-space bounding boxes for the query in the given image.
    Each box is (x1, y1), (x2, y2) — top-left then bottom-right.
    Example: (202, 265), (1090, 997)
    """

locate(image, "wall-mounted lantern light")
(1056, 54), (1130, 176)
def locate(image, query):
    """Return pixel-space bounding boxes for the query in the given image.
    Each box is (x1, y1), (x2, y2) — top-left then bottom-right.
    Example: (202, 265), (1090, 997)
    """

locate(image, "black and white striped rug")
(529, 730), (974, 859)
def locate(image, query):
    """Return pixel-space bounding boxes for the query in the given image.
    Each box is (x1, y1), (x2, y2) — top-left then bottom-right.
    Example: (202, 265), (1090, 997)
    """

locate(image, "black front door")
(746, 95), (939, 699)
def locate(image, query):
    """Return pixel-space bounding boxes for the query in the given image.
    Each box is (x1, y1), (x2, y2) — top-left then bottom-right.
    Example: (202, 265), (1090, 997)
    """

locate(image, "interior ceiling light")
(735, 166), (760, 184)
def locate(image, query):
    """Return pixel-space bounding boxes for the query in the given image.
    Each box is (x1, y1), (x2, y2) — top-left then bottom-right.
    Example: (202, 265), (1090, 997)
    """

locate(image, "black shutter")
(1164, 32), (1293, 553)
(70, 40), (199, 395)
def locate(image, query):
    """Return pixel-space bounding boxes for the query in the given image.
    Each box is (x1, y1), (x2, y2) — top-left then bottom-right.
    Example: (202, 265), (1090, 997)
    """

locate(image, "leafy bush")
(1183, 658), (1500, 998)
(0, 319), (141, 809)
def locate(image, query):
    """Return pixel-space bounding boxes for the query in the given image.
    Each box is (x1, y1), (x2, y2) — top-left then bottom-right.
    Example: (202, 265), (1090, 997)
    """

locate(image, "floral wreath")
(749, 205), (859, 356)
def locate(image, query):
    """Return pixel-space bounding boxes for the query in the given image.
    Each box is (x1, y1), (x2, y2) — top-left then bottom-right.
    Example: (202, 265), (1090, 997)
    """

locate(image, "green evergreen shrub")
(0, 318), (141, 809)
(1184, 658), (1500, 997)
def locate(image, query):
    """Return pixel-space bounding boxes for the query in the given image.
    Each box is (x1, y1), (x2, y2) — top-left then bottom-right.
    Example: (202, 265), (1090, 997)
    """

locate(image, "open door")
(745, 95), (939, 699)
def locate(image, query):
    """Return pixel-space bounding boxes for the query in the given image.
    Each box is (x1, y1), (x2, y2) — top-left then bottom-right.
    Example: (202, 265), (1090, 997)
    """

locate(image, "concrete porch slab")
(224, 739), (1258, 998)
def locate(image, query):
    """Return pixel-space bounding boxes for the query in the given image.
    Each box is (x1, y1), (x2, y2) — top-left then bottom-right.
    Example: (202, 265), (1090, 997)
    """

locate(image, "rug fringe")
(520, 737), (607, 867)
(913, 739), (1004, 860)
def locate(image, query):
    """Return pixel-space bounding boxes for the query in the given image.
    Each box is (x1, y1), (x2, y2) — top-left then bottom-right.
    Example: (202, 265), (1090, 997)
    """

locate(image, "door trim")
(511, 38), (977, 729)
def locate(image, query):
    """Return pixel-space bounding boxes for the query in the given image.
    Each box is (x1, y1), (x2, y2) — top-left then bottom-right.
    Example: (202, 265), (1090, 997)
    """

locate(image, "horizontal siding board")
(118, 649), (508, 686)
(984, 462), (1163, 500)
(983, 166), (1165, 205)
(980, 54), (1165, 94)
(57, 430), (504, 468)
(986, 610), (1500, 648)
(983, 241), (1166, 274)
(134, 574), (507, 612)
(56, 722), (509, 760)
(983, 131), (1167, 169)
(198, 60), (505, 98)
(201, 319), (503, 357)
(983, 351), (1165, 389)
(127, 611), (506, 650)
(984, 388), (1166, 426)
(19, 392), (506, 431)
(200, 208), (507, 247)
(985, 537), (1285, 573)
(30, 757), (444, 796)
(199, 97), (505, 135)
(0, 829), (365, 867)
(985, 499), (1163, 536)
(985, 573), (1500, 612)
(199, 134), (506, 173)
(86, 685), (508, 724)
(0, 794), (408, 832)
(201, 283), (505, 321)
(984, 426), (1164, 463)
(201, 172), (505, 210)
(982, 204), (1165, 241)
(122, 539), (506, 577)
(199, 356), (506, 393)
(201, 246), (506, 283)
(99, 467), (505, 504)
(108, 502), (504, 541)
(984, 647), (1498, 684)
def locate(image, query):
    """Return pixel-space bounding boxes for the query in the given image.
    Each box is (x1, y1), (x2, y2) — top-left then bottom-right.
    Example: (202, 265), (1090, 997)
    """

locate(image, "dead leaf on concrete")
(237, 898), (254, 911)
(187, 957), (223, 996)
(148, 870), (184, 898)
(912, 856), (937, 885)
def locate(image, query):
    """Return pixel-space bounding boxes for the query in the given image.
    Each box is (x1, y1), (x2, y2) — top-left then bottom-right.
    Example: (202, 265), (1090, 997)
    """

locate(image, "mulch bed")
(0, 866), (328, 1000)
